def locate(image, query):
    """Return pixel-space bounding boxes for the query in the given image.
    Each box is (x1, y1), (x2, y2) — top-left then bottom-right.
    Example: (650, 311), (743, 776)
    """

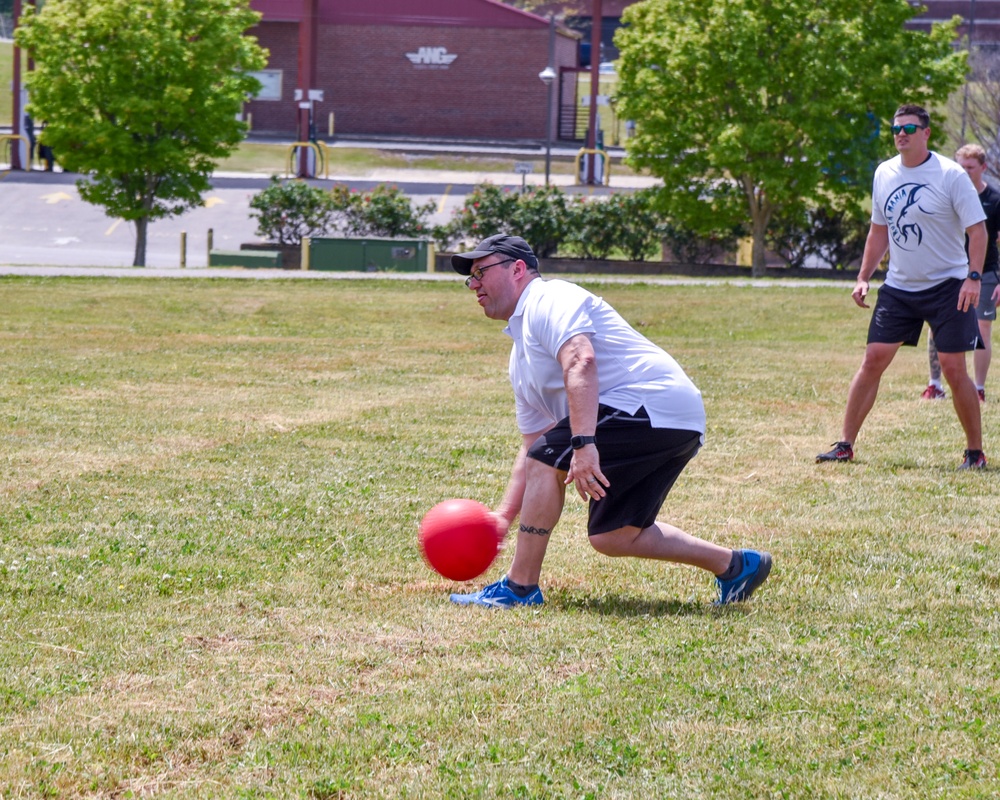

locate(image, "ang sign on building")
(406, 47), (458, 68)
(246, 0), (578, 140)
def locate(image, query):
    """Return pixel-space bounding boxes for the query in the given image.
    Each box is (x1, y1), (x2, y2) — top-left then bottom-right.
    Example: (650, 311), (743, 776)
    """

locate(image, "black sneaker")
(958, 449), (987, 470)
(816, 441), (853, 463)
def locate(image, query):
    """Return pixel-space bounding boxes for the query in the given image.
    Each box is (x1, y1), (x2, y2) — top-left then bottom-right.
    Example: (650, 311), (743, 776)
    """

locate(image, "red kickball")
(419, 498), (498, 581)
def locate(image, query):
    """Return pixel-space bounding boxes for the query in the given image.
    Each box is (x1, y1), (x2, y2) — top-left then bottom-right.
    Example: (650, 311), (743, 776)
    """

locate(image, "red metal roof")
(251, 0), (552, 27)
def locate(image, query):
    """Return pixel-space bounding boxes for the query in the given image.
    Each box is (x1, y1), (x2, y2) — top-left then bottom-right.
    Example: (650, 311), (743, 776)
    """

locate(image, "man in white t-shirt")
(817, 104), (988, 469)
(448, 233), (771, 608)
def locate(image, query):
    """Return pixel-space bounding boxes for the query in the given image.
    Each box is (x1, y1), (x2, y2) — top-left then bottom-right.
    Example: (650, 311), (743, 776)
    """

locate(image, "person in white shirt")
(448, 233), (771, 608)
(920, 143), (1000, 403)
(817, 104), (988, 469)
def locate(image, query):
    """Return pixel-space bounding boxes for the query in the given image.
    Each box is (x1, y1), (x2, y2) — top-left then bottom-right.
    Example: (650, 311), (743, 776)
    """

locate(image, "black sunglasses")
(465, 257), (514, 288)
(891, 123), (926, 135)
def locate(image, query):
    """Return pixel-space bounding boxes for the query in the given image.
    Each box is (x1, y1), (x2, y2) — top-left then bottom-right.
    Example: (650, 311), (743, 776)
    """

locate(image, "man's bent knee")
(589, 527), (640, 557)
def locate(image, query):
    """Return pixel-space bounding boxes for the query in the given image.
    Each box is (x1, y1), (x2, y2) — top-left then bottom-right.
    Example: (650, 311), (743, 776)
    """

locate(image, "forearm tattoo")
(519, 523), (551, 537)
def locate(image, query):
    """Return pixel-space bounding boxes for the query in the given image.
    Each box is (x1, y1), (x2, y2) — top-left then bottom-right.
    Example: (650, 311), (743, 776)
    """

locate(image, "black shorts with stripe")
(870, 279), (982, 352)
(526, 404), (702, 536)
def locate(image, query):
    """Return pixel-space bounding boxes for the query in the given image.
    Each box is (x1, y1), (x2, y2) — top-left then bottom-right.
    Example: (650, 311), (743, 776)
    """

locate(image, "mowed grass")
(0, 39), (16, 127)
(1, 276), (998, 799)
(219, 142), (590, 178)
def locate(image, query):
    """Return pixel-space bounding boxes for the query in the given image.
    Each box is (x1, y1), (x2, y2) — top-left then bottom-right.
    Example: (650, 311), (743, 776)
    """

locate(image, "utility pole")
(539, 16), (556, 187)
(296, 0), (318, 178)
(961, 0), (977, 141)
(586, 0), (602, 185)
(11, 0), (23, 170)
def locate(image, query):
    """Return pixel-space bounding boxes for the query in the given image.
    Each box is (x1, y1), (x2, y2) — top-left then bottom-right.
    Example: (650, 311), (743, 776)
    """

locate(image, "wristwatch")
(570, 435), (597, 450)
(968, 271), (982, 281)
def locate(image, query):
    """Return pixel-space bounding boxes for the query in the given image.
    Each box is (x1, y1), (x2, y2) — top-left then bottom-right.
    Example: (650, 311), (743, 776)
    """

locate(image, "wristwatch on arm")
(570, 435), (597, 450)
(968, 271), (982, 281)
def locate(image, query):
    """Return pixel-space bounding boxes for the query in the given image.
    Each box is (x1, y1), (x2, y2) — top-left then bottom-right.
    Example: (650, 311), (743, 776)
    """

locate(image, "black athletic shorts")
(869, 279), (983, 352)
(526, 404), (702, 536)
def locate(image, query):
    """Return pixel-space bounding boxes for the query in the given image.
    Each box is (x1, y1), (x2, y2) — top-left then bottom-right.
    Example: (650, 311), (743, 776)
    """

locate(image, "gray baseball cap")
(451, 233), (539, 275)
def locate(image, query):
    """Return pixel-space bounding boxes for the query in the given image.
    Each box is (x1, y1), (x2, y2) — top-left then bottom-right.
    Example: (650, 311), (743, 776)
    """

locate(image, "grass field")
(218, 142), (582, 178)
(0, 39), (14, 127)
(1, 276), (998, 798)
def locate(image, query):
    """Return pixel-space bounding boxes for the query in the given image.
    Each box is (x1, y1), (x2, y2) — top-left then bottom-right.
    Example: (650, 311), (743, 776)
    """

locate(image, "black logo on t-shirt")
(885, 183), (930, 251)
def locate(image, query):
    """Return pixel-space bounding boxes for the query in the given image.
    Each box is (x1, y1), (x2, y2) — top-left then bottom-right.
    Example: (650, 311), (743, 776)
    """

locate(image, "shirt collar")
(503, 277), (541, 338)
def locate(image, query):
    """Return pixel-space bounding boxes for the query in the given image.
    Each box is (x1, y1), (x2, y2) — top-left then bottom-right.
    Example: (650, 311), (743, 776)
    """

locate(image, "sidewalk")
(0, 263), (844, 288)
(210, 166), (661, 190)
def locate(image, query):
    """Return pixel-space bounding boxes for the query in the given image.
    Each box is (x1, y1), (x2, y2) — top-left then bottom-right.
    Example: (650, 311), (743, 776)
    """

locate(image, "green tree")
(16, 0), (266, 266)
(615, 0), (966, 276)
(945, 47), (1000, 182)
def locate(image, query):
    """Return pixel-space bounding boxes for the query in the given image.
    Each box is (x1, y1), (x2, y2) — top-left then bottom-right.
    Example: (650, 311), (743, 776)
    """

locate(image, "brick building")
(538, 1), (1000, 59)
(244, 0), (999, 141)
(245, 0), (579, 140)
(906, 0), (1000, 47)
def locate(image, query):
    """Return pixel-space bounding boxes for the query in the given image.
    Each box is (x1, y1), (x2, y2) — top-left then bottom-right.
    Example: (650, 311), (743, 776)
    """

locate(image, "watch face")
(970, 272), (982, 280)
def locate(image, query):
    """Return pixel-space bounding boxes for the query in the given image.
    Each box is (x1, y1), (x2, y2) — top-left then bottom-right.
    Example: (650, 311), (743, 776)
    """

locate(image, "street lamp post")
(538, 14), (557, 187)
(538, 65), (556, 187)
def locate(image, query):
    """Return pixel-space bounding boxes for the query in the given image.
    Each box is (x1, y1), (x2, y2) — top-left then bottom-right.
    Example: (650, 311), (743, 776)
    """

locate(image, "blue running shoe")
(716, 550), (772, 604)
(449, 575), (544, 608)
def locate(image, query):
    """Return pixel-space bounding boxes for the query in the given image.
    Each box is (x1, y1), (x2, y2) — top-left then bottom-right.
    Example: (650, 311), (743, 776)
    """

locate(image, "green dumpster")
(308, 238), (430, 272)
(209, 249), (283, 268)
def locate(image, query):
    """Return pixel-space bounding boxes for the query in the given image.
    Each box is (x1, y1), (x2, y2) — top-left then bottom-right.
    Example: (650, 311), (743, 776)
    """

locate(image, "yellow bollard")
(329, 112), (335, 138)
(737, 237), (753, 268)
(302, 237), (311, 271)
(180, 231), (187, 268)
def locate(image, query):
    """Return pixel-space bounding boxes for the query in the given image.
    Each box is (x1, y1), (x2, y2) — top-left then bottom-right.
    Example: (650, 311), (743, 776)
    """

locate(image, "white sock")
(930, 379), (943, 389)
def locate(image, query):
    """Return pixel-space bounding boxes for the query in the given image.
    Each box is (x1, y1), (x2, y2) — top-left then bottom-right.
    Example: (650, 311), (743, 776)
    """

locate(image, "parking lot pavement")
(0, 162), (659, 268)
(0, 169), (468, 268)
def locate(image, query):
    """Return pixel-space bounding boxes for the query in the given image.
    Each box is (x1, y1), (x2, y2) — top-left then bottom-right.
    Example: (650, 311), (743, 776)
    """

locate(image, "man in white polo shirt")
(817, 104), (988, 469)
(448, 233), (772, 608)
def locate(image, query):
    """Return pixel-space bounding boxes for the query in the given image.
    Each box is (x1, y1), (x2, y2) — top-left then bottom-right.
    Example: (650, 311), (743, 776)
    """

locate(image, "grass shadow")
(556, 593), (716, 618)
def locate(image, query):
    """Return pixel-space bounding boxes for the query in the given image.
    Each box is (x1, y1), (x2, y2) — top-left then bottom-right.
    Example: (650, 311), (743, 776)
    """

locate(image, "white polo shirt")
(503, 278), (706, 437)
(871, 152), (986, 291)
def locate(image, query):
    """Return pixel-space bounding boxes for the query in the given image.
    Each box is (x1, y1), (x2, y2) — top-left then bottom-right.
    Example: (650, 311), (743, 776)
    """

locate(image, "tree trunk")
(741, 174), (773, 278)
(133, 181), (158, 267)
(133, 217), (148, 267)
(751, 213), (768, 278)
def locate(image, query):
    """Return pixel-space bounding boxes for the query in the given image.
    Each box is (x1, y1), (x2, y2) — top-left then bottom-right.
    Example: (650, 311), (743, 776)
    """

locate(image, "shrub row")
(434, 183), (666, 261)
(248, 178), (436, 246)
(249, 178), (868, 268)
